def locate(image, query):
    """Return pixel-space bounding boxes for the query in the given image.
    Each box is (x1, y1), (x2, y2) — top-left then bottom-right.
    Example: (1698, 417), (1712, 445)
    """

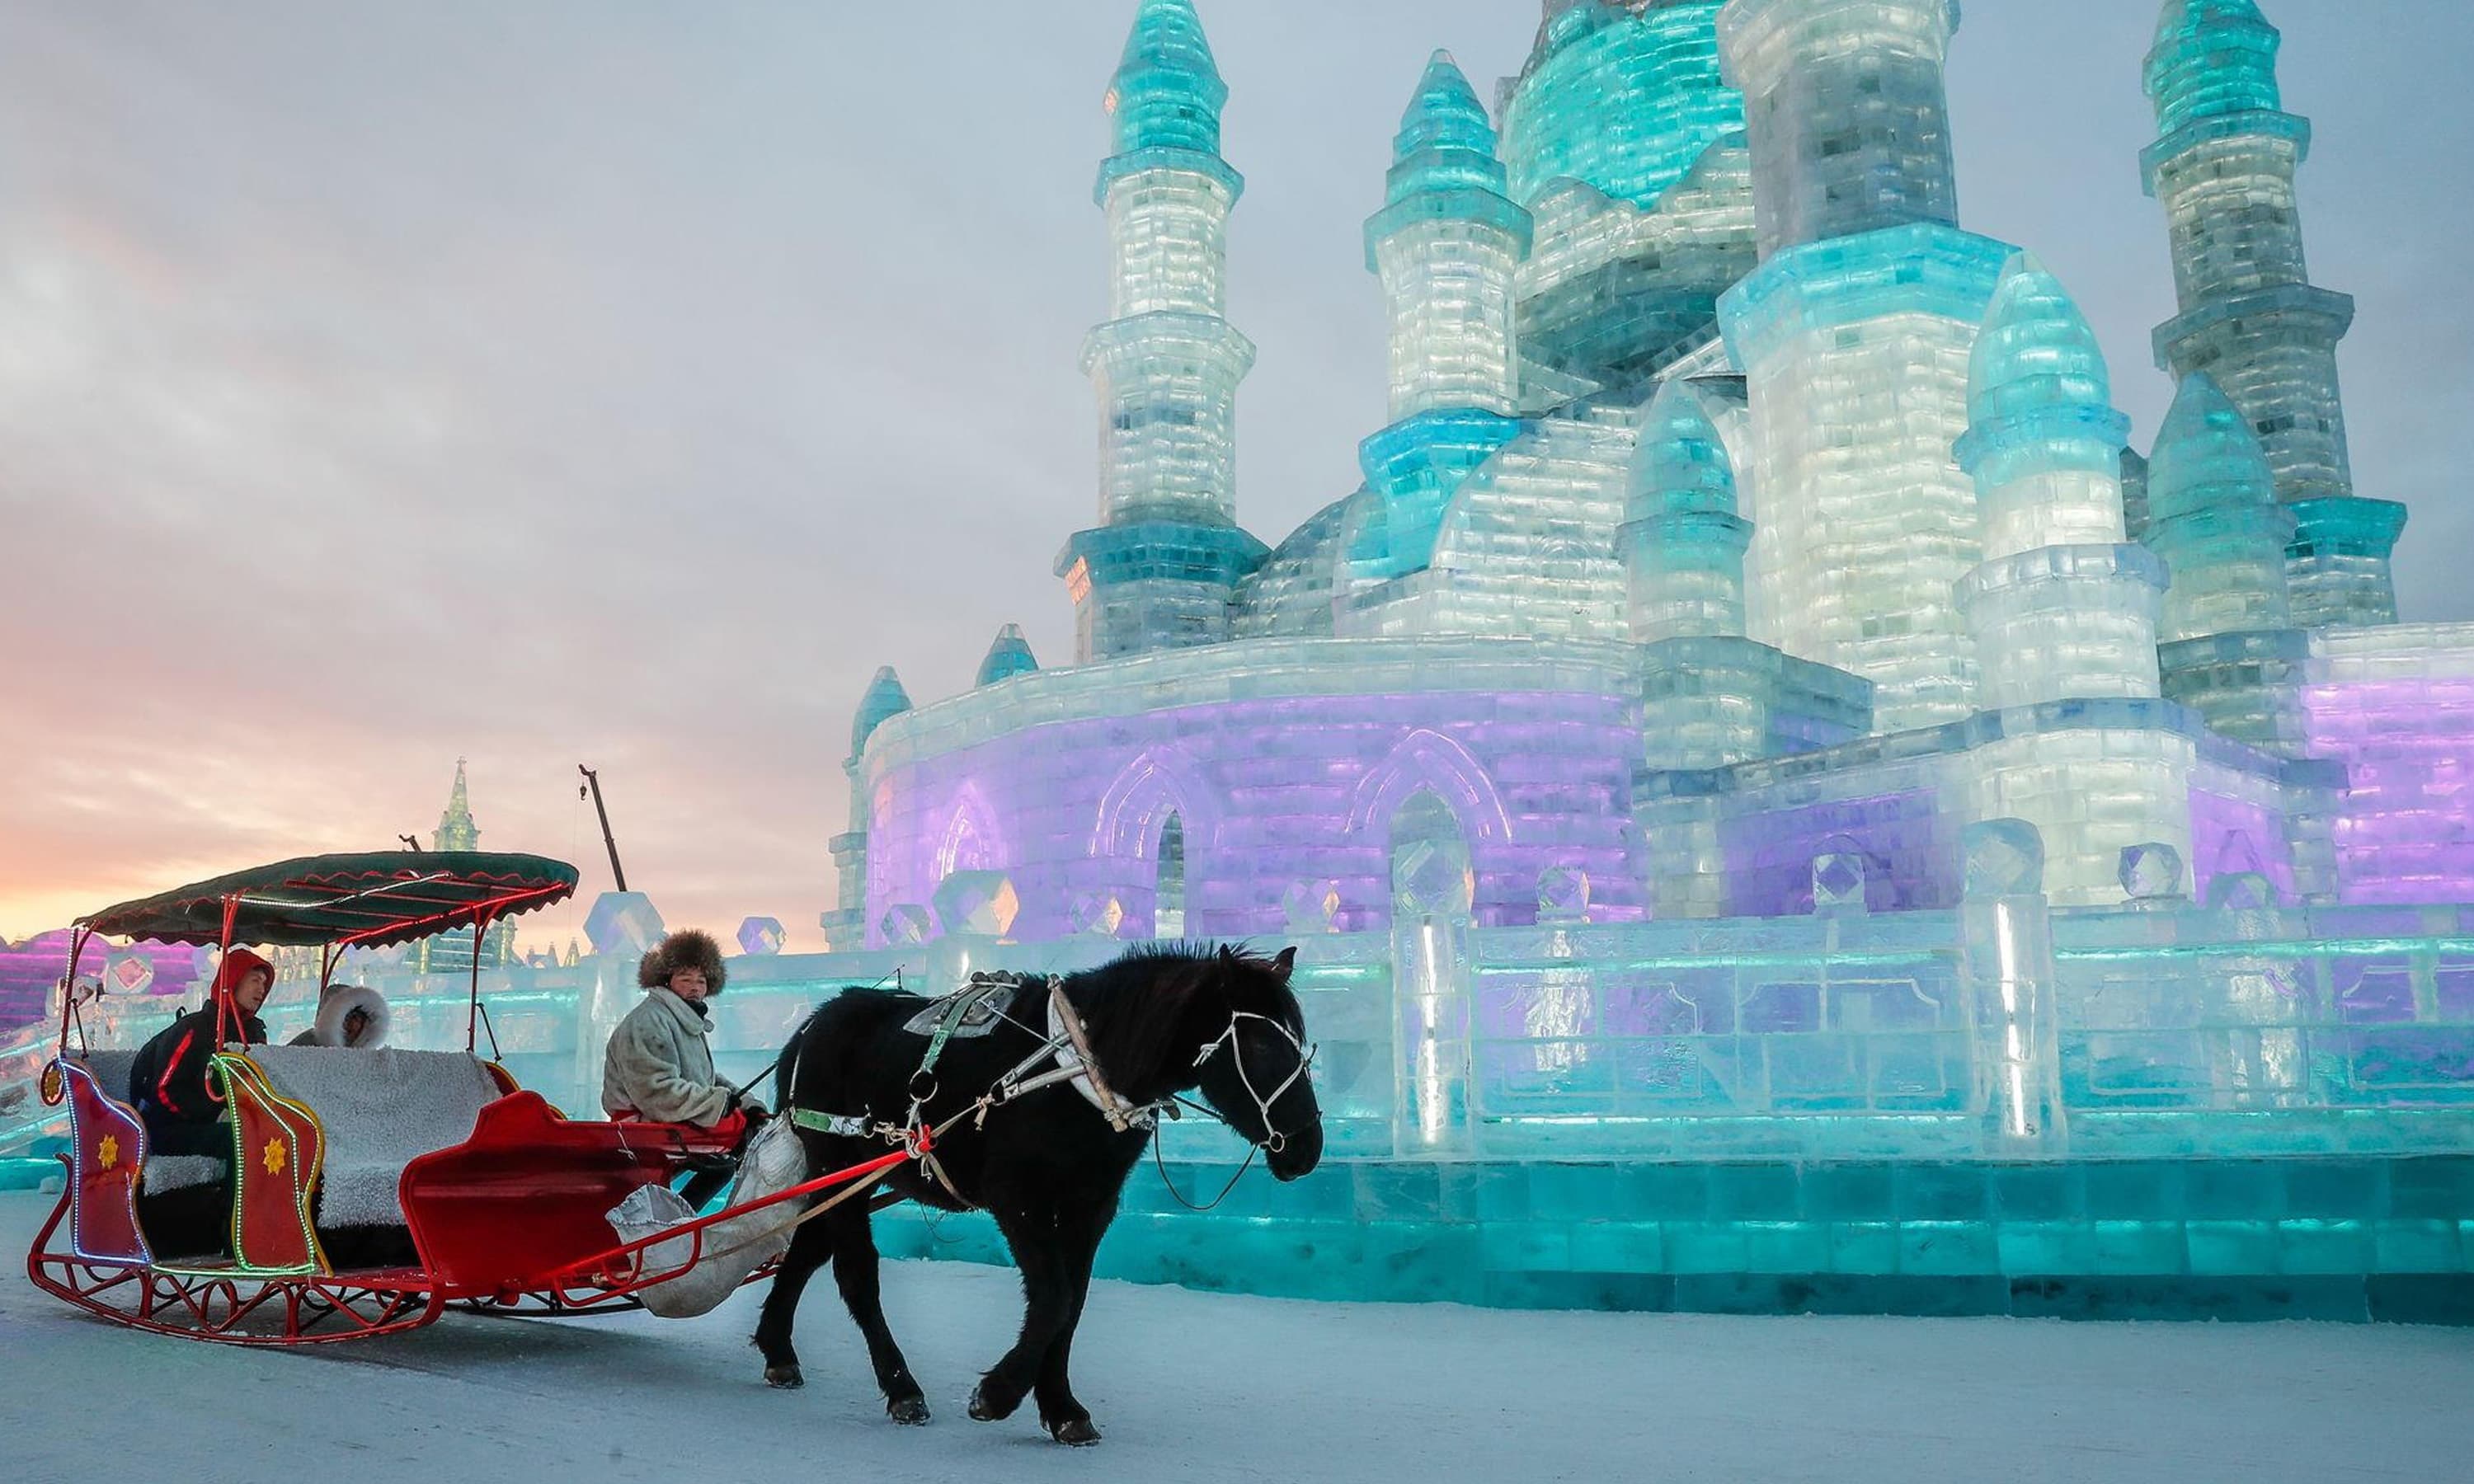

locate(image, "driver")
(602, 928), (763, 1129)
(127, 947), (277, 1158)
(603, 928), (764, 1209)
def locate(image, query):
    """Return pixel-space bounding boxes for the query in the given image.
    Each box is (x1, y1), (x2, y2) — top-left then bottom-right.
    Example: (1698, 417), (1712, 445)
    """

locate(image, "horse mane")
(1067, 942), (1288, 1099)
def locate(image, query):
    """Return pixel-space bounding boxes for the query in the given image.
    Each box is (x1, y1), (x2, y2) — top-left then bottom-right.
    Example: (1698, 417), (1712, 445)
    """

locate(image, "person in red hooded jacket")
(127, 947), (277, 1158)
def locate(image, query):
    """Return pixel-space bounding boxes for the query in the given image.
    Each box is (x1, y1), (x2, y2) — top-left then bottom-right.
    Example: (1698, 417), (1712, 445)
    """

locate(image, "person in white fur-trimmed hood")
(287, 983), (391, 1049)
(600, 928), (764, 1132)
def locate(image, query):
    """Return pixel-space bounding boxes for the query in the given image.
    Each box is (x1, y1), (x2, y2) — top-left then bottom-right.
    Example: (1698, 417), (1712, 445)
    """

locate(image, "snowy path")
(2, 1193), (2468, 1482)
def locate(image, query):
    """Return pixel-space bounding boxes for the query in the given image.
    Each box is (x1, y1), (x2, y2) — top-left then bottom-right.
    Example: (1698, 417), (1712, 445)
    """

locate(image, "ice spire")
(1061, 0), (1265, 661)
(828, 665), (915, 951)
(1104, 0), (1225, 163)
(2146, 0), (2282, 137)
(2144, 374), (2296, 642)
(849, 665), (913, 762)
(2142, 0), (2401, 626)
(1625, 379), (1751, 644)
(975, 624), (1040, 688)
(1954, 256), (2164, 708)
(1365, 51), (1531, 420)
(433, 758), (478, 852)
(1952, 257), (2180, 900)
(1959, 256), (2133, 556)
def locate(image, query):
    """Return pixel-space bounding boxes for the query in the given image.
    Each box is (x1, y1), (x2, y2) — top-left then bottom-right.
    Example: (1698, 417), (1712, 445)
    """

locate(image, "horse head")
(1184, 944), (1323, 1181)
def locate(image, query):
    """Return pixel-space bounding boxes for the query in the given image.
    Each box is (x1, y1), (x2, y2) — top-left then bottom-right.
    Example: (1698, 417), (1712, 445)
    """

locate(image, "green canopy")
(78, 852), (581, 950)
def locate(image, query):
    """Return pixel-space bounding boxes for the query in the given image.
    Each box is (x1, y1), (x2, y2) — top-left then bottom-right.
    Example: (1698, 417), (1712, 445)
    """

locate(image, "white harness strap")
(1040, 982), (1167, 1131)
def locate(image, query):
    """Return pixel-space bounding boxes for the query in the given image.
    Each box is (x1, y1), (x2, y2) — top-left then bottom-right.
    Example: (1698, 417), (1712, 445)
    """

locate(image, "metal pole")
(579, 765), (628, 892)
(466, 918), (485, 1053)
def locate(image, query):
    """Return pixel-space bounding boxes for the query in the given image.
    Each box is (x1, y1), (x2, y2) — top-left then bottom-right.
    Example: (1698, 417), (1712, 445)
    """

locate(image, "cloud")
(1, 1), (2467, 951)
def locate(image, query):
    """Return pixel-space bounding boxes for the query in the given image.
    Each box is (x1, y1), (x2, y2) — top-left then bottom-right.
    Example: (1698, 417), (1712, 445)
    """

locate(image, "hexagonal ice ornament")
(877, 904), (933, 946)
(1281, 880), (1341, 934)
(585, 891), (666, 957)
(1812, 852), (1867, 914)
(1537, 866), (1591, 923)
(104, 946), (154, 996)
(933, 871), (1020, 939)
(1962, 819), (2044, 899)
(2207, 872), (2277, 911)
(2118, 842), (2187, 904)
(736, 917), (787, 956)
(1067, 892), (1126, 937)
(1394, 839), (1475, 917)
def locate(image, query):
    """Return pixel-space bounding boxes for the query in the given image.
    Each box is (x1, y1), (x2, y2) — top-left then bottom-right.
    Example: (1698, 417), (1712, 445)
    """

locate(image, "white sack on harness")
(609, 1116), (810, 1320)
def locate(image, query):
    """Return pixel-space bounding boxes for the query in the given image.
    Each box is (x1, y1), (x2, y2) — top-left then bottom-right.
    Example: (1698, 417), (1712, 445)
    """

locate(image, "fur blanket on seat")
(247, 1047), (504, 1228)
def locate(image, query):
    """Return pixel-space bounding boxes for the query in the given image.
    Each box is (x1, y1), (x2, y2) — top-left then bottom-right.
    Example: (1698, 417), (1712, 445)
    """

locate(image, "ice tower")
(2144, 373), (2310, 755)
(1954, 258), (2185, 898)
(1347, 53), (1534, 589)
(823, 665), (911, 949)
(2142, 0), (2404, 627)
(410, 760), (515, 973)
(1057, 0), (1266, 661)
(1715, 0), (2012, 730)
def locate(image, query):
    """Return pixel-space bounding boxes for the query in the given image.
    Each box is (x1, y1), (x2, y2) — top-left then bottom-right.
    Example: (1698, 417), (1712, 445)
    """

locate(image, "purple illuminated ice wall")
(858, 643), (1646, 944)
(2299, 627), (2474, 904)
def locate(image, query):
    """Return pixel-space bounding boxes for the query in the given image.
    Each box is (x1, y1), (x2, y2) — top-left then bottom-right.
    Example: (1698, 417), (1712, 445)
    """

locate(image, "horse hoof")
(1049, 1417), (1103, 1447)
(967, 1381), (1017, 1422)
(764, 1364), (805, 1390)
(888, 1396), (931, 1425)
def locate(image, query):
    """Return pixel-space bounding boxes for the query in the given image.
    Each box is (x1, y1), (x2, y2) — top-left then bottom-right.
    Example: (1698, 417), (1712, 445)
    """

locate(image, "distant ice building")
(825, 0), (2471, 951)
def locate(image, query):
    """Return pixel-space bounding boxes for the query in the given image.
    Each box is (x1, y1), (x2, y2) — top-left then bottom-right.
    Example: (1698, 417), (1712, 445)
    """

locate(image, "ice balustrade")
(11, 847), (2471, 1170)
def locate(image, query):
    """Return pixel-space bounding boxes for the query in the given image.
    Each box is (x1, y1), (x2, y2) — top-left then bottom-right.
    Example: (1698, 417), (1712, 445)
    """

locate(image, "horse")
(753, 942), (1323, 1445)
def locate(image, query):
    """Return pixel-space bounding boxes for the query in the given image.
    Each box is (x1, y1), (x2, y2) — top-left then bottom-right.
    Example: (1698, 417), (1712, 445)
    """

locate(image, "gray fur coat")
(600, 988), (742, 1126)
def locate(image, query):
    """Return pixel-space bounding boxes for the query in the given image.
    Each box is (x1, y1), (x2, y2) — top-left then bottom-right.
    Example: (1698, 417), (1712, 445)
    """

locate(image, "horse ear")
(1219, 943), (1239, 961)
(1272, 946), (1296, 979)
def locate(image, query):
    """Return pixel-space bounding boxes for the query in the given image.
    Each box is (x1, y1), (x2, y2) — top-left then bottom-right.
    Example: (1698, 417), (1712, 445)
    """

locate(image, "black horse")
(754, 942), (1323, 1445)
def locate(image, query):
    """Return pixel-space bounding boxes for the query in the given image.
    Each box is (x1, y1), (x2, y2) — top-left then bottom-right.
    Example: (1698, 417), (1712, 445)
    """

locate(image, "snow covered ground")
(2, 1193), (2468, 1482)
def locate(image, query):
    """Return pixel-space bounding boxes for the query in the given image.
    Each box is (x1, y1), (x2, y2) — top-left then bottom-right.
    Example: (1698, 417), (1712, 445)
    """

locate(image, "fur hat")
(638, 928), (727, 996)
(309, 984), (391, 1049)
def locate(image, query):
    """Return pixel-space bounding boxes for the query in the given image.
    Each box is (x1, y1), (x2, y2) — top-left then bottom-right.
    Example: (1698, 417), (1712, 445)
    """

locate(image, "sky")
(0, 1), (2467, 954)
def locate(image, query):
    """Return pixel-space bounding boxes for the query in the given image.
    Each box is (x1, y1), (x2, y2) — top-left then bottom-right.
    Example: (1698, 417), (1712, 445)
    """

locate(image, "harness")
(781, 970), (1315, 1212)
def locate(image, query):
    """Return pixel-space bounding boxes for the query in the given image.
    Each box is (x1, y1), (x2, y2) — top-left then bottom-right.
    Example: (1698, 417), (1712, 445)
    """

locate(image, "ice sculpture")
(823, 665), (912, 950)
(2142, 0), (2403, 626)
(1952, 256), (2189, 903)
(1368, 52), (1530, 421)
(1056, 0), (1266, 661)
(1717, 0), (1962, 260)
(1500, 1), (1741, 211)
(1625, 378), (1750, 645)
(1954, 255), (2165, 711)
(1502, 2), (1754, 402)
(1717, 0), (2011, 730)
(2144, 374), (2295, 644)
(975, 624), (1039, 688)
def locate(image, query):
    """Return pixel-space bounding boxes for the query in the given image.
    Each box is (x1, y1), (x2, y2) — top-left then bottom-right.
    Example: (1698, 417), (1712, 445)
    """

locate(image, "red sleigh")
(26, 852), (897, 1345)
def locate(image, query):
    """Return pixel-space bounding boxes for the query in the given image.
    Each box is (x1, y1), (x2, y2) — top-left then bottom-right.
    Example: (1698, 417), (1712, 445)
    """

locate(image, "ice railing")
(6, 834), (2469, 1167)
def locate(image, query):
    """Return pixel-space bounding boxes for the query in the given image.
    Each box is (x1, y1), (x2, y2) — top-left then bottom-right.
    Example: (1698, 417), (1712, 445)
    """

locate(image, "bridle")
(1188, 1010), (1316, 1155)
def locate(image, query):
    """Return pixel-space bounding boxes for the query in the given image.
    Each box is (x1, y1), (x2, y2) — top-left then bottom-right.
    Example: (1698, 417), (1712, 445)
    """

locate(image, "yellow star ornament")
(262, 1138), (286, 1176)
(96, 1134), (119, 1171)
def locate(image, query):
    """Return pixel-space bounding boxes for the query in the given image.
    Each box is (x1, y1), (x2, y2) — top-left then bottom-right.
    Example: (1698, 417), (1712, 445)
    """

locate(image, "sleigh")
(26, 852), (905, 1345)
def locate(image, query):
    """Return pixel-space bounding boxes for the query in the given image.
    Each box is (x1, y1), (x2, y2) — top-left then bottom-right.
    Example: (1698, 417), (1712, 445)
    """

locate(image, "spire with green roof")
(2141, 0), (2401, 627)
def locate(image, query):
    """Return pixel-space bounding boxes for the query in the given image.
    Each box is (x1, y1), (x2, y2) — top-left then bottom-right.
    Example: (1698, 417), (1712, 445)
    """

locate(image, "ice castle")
(12, 0), (2473, 1322)
(830, 0), (2466, 947)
